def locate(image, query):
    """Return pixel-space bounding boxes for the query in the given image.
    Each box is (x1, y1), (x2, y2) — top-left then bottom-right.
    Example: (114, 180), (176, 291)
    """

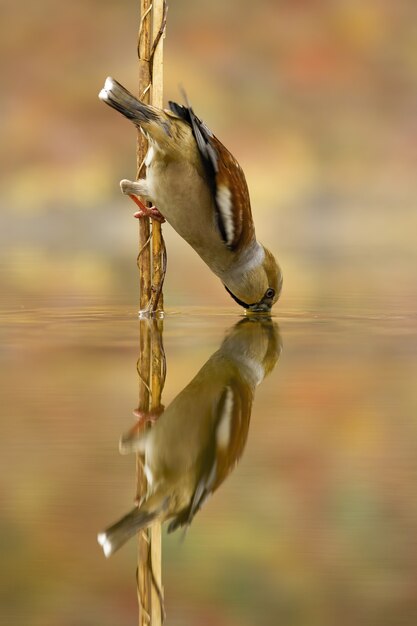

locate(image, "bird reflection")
(98, 317), (281, 557)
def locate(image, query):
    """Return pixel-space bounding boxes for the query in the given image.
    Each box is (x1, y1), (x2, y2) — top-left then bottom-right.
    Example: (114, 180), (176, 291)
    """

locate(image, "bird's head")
(225, 245), (282, 314)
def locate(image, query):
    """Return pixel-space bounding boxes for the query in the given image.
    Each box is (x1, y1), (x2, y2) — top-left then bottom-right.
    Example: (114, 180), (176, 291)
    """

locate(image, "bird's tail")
(97, 498), (168, 557)
(99, 76), (163, 129)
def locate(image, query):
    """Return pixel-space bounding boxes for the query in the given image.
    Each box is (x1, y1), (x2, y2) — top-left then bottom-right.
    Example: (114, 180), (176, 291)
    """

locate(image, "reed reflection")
(98, 317), (281, 557)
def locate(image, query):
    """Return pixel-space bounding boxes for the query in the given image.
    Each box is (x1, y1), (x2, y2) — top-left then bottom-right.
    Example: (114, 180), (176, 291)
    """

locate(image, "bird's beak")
(247, 302), (271, 314)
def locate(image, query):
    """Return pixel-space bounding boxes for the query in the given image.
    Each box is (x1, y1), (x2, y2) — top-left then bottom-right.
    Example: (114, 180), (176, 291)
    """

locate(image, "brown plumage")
(97, 317), (281, 556)
(99, 77), (282, 311)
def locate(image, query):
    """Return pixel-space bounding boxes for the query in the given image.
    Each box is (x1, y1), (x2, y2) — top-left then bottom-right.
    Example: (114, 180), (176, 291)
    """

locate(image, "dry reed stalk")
(149, 0), (167, 314)
(136, 1), (167, 624)
(137, 0), (152, 312)
(136, 318), (151, 626)
(135, 317), (166, 626)
(137, 0), (167, 315)
(148, 6), (166, 619)
(149, 318), (166, 624)
(136, 4), (152, 621)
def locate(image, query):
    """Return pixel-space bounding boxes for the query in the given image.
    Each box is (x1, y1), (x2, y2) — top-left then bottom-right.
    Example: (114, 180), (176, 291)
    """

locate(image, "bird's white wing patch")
(216, 184), (235, 246)
(216, 386), (234, 449)
(144, 463), (154, 487)
(144, 145), (155, 167)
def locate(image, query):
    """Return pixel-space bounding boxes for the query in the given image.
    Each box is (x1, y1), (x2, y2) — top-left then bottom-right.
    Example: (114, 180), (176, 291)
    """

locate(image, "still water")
(1, 303), (417, 626)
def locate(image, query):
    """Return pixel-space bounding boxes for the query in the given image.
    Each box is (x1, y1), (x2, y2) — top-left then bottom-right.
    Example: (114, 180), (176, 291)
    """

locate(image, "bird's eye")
(265, 288), (275, 299)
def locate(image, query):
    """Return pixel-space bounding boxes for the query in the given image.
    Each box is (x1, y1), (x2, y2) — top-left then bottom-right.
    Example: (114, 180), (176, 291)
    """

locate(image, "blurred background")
(1, 0), (416, 311)
(1, 1), (417, 625)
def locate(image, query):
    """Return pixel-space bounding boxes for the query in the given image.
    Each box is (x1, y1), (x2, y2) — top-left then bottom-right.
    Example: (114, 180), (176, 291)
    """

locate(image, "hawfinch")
(99, 77), (283, 312)
(98, 317), (281, 556)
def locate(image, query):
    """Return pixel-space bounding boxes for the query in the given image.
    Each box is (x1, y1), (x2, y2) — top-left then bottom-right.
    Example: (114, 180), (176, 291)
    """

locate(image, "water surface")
(1, 303), (417, 626)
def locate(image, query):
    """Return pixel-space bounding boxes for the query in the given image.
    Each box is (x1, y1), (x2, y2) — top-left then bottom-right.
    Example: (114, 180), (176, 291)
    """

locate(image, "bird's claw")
(118, 404), (165, 456)
(133, 405), (165, 424)
(129, 195), (165, 223)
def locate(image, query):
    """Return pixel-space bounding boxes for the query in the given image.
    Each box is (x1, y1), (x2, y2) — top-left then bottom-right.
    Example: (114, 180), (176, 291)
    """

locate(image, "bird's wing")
(168, 100), (255, 251)
(166, 379), (253, 534)
(166, 455), (216, 534)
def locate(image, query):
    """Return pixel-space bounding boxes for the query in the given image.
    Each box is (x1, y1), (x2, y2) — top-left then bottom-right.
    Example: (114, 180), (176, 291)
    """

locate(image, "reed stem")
(136, 1), (167, 624)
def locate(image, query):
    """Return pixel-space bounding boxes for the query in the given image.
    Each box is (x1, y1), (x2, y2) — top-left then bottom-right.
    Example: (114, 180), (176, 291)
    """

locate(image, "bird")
(97, 317), (281, 557)
(99, 77), (283, 312)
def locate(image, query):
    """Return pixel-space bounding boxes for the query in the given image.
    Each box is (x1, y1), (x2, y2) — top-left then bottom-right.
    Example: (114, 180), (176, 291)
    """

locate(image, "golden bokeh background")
(1, 2), (417, 626)
(2, 0), (416, 311)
